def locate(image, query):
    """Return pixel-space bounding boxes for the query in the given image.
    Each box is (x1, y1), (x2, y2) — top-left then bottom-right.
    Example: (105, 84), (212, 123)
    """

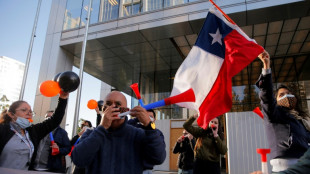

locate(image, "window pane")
(63, 0), (83, 30)
(164, 0), (188, 8)
(122, 0), (141, 17)
(90, 0), (101, 24)
(144, 0), (162, 12)
(123, 5), (132, 17)
(99, 0), (119, 22)
(81, 0), (90, 27)
(131, 3), (140, 15)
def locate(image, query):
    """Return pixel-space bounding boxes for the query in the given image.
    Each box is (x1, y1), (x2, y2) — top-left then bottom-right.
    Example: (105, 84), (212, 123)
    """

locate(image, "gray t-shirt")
(0, 131), (33, 170)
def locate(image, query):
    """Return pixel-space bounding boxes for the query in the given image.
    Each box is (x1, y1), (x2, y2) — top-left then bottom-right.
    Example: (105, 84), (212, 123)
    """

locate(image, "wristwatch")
(145, 121), (156, 130)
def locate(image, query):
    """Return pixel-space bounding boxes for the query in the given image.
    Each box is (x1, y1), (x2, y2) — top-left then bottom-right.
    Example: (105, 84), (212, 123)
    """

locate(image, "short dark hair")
(147, 109), (156, 119)
(276, 84), (291, 94)
(82, 120), (92, 128)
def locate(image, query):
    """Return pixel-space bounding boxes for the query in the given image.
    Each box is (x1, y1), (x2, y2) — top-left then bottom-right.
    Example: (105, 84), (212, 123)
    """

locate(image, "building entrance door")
(169, 128), (184, 171)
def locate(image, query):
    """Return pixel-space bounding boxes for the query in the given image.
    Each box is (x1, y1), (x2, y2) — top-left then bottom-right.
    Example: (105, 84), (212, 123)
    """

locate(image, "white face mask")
(15, 117), (32, 129)
(277, 94), (295, 101)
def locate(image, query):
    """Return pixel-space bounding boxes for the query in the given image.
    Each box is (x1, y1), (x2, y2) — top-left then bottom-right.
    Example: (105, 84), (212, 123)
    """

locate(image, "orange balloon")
(40, 80), (61, 97)
(87, 99), (98, 109)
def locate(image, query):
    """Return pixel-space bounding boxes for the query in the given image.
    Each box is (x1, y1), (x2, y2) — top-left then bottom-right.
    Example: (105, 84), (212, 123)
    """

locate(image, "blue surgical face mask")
(15, 117), (32, 129)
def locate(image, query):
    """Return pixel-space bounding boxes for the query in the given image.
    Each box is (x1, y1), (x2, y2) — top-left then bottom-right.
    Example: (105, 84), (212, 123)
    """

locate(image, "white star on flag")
(209, 28), (222, 45)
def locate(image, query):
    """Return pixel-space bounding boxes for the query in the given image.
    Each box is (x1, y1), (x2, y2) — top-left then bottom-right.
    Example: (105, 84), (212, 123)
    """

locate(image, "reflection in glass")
(122, 0), (141, 17)
(90, 0), (101, 24)
(63, 0), (199, 30)
(143, 0), (163, 12)
(80, 0), (90, 27)
(231, 85), (260, 112)
(164, 0), (188, 8)
(63, 0), (83, 30)
(99, 0), (119, 22)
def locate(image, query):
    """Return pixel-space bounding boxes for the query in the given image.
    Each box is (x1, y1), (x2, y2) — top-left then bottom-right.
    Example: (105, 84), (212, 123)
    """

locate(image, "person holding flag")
(170, 5), (264, 129)
(256, 50), (310, 172)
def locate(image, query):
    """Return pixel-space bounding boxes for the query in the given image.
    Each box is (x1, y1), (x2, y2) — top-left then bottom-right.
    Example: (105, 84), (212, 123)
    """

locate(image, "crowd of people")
(0, 49), (310, 174)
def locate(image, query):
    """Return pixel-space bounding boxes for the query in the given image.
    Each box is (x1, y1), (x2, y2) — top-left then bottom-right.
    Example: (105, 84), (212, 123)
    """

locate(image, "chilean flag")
(170, 7), (264, 129)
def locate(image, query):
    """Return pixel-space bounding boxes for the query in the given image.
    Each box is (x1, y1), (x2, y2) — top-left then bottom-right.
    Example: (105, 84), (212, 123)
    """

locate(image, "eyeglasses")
(16, 109), (36, 116)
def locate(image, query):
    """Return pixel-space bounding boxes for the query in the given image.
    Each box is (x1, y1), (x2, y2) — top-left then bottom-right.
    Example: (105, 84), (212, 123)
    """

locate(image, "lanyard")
(10, 125), (34, 161)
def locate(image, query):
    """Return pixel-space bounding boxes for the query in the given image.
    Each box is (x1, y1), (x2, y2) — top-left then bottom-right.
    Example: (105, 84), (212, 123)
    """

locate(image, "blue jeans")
(178, 168), (193, 174)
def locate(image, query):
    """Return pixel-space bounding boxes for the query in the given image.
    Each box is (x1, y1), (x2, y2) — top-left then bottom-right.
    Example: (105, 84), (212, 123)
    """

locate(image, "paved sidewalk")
(153, 171), (177, 174)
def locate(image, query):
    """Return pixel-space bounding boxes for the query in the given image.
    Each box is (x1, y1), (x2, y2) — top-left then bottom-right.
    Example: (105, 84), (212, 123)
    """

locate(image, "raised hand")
(129, 106), (151, 126)
(258, 50), (270, 69)
(59, 91), (69, 99)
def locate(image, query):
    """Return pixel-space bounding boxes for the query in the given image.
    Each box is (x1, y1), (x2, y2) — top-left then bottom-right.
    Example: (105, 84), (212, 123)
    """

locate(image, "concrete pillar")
(33, 0), (72, 128)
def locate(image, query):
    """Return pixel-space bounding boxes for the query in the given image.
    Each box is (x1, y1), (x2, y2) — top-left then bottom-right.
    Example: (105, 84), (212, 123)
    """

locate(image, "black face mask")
(277, 94), (297, 110)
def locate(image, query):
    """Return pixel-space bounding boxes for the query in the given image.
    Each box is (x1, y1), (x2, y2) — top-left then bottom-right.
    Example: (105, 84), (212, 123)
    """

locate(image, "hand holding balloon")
(59, 90), (69, 99)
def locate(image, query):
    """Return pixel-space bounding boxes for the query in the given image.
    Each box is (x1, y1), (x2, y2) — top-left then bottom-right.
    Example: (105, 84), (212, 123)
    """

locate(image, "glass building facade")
(62, 0), (310, 120)
(63, 0), (199, 30)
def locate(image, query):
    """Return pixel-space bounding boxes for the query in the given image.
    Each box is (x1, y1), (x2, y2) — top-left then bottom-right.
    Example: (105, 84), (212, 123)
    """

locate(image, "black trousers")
(193, 158), (221, 174)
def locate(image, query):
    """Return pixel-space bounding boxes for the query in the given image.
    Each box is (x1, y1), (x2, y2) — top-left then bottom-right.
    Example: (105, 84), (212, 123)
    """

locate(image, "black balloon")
(57, 71), (80, 92)
(52, 72), (62, 82)
(97, 100), (104, 111)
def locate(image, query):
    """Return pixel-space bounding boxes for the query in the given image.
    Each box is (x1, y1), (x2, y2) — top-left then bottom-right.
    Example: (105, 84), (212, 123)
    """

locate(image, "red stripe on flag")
(198, 61), (232, 129)
(197, 30), (264, 129)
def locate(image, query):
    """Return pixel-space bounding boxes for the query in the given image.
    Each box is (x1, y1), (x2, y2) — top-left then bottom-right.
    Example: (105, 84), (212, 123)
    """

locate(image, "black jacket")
(0, 98), (67, 170)
(173, 137), (195, 170)
(256, 73), (310, 159)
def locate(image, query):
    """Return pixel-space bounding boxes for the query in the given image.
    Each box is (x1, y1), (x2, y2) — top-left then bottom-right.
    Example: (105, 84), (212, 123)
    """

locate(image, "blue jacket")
(127, 118), (166, 170)
(47, 126), (71, 173)
(256, 73), (310, 159)
(71, 118), (166, 174)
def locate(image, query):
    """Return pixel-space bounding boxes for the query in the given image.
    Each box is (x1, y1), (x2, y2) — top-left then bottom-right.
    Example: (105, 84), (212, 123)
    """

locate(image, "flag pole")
(19, 0), (42, 100)
(72, 0), (93, 137)
(209, 0), (236, 24)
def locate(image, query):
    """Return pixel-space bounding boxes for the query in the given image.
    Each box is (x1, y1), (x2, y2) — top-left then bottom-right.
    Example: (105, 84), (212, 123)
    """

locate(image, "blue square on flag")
(196, 12), (233, 59)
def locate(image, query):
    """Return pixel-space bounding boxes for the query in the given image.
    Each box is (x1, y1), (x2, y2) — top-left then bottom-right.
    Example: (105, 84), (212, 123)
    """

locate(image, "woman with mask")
(256, 50), (310, 172)
(0, 91), (69, 170)
(183, 115), (227, 174)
